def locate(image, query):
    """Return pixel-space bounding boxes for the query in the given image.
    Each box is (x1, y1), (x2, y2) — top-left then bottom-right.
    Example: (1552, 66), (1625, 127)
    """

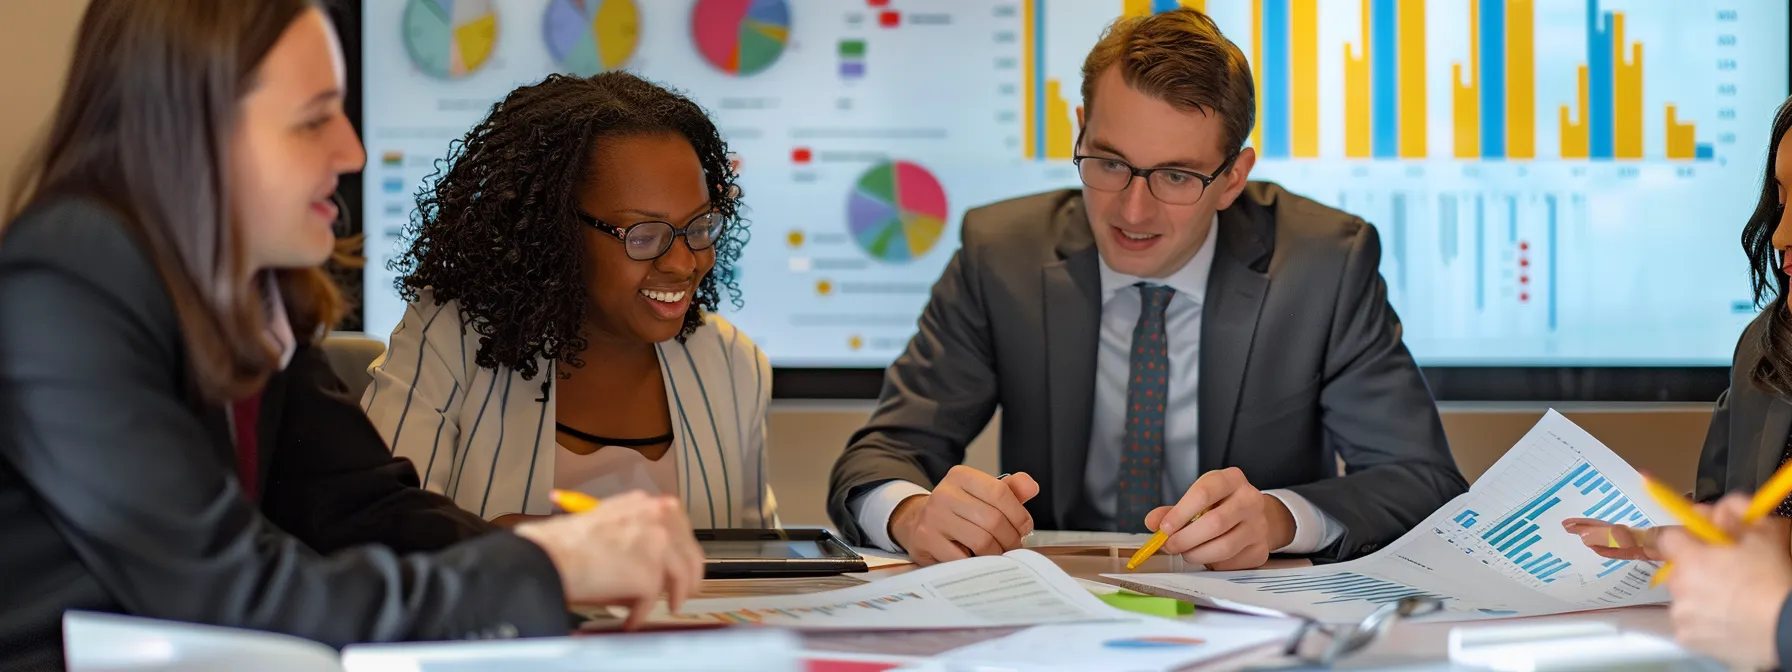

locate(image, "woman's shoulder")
(2, 197), (145, 272)
(683, 313), (766, 364)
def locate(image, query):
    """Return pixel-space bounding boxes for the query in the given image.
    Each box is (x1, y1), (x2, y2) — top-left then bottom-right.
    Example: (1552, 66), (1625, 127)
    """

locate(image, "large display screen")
(361, 0), (1790, 367)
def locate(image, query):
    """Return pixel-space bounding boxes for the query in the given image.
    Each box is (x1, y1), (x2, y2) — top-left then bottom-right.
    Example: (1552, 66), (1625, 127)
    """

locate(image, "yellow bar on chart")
(1123, 0), (1152, 18)
(1022, 0), (1035, 159)
(1344, 0), (1373, 158)
(1560, 66), (1590, 159)
(1504, 0), (1535, 159)
(1452, 0), (1481, 159)
(1248, 0), (1265, 153)
(1397, 0), (1426, 158)
(1291, 0), (1319, 158)
(1666, 105), (1697, 160)
(1045, 79), (1074, 159)
(1612, 14), (1644, 160)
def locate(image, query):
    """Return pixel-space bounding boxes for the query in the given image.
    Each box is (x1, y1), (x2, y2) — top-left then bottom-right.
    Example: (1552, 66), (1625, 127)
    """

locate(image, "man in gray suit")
(827, 8), (1466, 568)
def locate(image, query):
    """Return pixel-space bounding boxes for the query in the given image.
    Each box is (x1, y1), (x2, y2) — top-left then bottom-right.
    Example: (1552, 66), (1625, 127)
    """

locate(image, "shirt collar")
(1097, 214), (1219, 306)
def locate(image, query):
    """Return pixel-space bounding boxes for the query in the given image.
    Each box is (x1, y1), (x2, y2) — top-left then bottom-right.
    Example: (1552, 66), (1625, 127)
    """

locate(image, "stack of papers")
(650, 549), (1133, 630)
(1107, 411), (1673, 623)
(62, 611), (803, 672)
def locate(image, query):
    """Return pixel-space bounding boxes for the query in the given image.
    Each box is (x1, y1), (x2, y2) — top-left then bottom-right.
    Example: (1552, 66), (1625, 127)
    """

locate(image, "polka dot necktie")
(1117, 284), (1174, 533)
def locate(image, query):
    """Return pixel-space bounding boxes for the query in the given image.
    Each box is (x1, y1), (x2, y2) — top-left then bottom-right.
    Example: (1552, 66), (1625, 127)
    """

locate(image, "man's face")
(1077, 66), (1255, 278)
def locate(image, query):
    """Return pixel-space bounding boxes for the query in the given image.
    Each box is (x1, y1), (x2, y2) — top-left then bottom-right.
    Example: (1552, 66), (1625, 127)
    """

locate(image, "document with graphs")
(649, 549), (1133, 630)
(1107, 410), (1671, 623)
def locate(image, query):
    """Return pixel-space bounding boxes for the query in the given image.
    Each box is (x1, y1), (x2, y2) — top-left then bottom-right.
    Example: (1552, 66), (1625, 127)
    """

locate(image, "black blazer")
(1695, 311), (1792, 667)
(0, 199), (568, 670)
(828, 184), (1467, 562)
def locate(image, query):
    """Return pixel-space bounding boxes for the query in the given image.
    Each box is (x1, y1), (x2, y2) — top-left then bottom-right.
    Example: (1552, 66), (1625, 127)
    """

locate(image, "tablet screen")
(699, 540), (834, 560)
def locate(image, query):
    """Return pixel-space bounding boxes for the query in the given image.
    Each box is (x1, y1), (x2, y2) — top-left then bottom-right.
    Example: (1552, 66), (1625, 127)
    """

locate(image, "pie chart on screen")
(847, 161), (948, 263)
(691, 0), (790, 77)
(543, 0), (639, 76)
(402, 0), (498, 79)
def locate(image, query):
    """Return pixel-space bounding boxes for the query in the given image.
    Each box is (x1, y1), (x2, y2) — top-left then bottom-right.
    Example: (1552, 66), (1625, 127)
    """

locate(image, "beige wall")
(0, 1), (1719, 528)
(0, 0), (86, 202)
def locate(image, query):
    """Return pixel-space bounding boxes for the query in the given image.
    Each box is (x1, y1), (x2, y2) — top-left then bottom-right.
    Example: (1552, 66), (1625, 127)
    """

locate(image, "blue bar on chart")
(1475, 195), (1485, 311)
(1227, 572), (1444, 606)
(1587, 1), (1614, 159)
(1260, 0), (1291, 158)
(1370, 0), (1398, 158)
(1453, 509), (1480, 528)
(1483, 463), (1588, 545)
(1597, 558), (1631, 579)
(1440, 195), (1458, 265)
(1546, 194), (1557, 331)
(1391, 193), (1407, 291)
(1522, 552), (1555, 572)
(1478, 0), (1506, 158)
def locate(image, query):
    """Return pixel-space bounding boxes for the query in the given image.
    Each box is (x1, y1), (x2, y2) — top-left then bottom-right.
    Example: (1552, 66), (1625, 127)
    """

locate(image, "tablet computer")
(695, 528), (868, 579)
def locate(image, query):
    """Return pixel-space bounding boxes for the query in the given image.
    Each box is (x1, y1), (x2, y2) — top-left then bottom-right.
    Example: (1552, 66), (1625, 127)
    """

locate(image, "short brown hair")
(9, 0), (344, 404)
(1080, 7), (1255, 155)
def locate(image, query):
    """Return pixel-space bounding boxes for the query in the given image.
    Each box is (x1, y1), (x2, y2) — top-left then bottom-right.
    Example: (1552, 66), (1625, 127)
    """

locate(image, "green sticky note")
(1095, 590), (1196, 617)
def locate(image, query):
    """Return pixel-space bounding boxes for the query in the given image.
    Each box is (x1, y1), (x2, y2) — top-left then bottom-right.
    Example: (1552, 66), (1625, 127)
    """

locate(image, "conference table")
(690, 547), (1679, 671)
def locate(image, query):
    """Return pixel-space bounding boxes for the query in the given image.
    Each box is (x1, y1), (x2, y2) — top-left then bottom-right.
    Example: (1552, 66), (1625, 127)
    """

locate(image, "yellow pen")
(550, 489), (602, 514)
(1644, 459), (1792, 586)
(1641, 476), (1731, 587)
(1126, 508), (1210, 570)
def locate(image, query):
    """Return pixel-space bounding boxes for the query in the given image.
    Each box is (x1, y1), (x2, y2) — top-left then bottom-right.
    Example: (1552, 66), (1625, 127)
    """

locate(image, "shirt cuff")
(848, 480), (932, 553)
(1265, 489), (1346, 554)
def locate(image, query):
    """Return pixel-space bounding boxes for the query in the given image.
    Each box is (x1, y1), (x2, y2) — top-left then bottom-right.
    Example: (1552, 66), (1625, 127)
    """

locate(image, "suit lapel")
(1755, 398), (1791, 490)
(1042, 198), (1103, 525)
(1198, 206), (1271, 472)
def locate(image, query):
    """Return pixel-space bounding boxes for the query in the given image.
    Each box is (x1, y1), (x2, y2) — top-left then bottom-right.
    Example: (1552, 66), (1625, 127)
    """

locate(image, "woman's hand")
(1561, 518), (1672, 560)
(512, 491), (705, 629)
(1657, 494), (1792, 670)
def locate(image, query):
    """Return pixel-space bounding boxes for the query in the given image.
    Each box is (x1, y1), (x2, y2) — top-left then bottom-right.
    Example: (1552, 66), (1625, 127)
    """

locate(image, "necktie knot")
(1137, 283), (1175, 319)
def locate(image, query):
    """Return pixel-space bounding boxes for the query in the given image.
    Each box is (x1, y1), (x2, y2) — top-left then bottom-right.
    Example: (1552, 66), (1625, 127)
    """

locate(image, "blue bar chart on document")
(1432, 441), (1660, 606)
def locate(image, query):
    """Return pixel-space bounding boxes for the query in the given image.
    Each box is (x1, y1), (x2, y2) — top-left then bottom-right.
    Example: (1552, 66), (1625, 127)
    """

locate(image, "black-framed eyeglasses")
(575, 210), (728, 262)
(1247, 595), (1445, 670)
(1070, 129), (1240, 206)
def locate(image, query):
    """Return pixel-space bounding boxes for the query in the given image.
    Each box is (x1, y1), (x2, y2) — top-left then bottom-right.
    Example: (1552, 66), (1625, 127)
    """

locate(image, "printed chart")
(1110, 411), (1670, 623)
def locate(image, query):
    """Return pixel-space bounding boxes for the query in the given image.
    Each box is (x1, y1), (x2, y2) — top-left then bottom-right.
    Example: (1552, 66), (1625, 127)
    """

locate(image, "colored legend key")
(838, 39), (866, 79)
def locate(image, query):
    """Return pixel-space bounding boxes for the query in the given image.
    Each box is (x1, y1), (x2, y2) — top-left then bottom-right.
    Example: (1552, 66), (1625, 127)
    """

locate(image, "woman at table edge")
(0, 1), (701, 666)
(1564, 95), (1792, 669)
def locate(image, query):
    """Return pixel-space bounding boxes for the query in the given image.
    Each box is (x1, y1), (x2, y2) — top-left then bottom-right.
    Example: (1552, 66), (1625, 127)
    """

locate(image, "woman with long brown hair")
(1562, 97), (1792, 669)
(0, 1), (701, 667)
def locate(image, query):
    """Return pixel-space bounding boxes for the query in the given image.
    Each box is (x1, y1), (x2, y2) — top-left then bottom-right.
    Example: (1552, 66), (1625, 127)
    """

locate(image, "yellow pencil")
(1645, 459), (1792, 587)
(550, 489), (602, 514)
(1126, 508), (1210, 570)
(1641, 476), (1732, 587)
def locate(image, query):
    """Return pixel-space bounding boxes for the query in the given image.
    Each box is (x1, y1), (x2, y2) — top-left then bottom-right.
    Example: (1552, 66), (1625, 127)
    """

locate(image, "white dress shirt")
(851, 217), (1344, 554)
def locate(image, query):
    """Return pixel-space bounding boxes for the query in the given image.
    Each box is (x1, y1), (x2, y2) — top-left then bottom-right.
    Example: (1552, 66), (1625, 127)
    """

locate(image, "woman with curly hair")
(363, 71), (774, 529)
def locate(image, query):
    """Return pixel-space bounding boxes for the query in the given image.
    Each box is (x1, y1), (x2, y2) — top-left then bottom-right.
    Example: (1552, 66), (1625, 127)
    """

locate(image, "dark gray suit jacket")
(0, 198), (569, 670)
(1692, 311), (1792, 668)
(828, 183), (1467, 562)
(1698, 311), (1792, 502)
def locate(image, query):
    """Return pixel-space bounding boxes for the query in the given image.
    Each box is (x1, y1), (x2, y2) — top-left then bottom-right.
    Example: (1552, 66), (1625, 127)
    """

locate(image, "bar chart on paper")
(1433, 437), (1660, 604)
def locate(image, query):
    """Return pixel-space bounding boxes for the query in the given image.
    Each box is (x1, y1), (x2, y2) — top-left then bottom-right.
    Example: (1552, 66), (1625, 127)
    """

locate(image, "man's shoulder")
(960, 188), (1082, 249)
(1234, 181), (1373, 262)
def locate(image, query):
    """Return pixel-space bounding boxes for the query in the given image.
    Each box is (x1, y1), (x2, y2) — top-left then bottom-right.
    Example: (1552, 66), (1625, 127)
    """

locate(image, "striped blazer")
(362, 290), (776, 528)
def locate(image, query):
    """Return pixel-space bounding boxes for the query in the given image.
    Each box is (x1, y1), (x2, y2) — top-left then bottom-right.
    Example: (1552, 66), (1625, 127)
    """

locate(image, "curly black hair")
(1744, 96), (1792, 399)
(390, 71), (747, 381)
